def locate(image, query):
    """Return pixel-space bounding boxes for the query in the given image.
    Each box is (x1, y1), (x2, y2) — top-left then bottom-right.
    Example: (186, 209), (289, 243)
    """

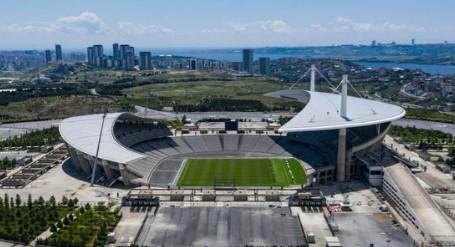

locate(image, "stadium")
(59, 75), (405, 188)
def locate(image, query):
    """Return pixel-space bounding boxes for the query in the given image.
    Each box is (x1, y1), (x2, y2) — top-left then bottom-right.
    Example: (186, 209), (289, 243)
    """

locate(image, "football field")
(177, 158), (307, 187)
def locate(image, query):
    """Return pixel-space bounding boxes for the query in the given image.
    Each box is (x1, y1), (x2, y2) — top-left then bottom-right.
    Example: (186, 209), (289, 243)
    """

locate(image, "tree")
(15, 194), (21, 207)
(27, 194), (32, 209)
(68, 199), (75, 208)
(49, 196), (56, 208)
(61, 196), (68, 206)
(37, 196), (45, 206)
(4, 193), (9, 208)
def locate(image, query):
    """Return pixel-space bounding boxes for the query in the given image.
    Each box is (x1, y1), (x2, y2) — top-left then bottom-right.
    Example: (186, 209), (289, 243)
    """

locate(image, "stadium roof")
(59, 113), (145, 164)
(266, 89), (405, 132)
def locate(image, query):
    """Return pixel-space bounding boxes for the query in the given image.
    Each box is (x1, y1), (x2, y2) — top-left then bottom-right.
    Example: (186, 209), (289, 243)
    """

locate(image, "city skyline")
(1, 0), (454, 49)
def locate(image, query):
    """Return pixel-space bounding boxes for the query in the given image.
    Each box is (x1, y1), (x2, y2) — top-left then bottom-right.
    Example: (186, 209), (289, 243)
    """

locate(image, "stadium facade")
(59, 81), (405, 187)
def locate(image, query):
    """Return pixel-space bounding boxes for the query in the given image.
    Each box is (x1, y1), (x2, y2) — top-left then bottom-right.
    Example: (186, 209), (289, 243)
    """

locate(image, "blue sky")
(0, 0), (454, 49)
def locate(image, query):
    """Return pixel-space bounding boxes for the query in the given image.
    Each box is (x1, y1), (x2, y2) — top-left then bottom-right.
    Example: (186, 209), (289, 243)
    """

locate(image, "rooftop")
(266, 89), (405, 132)
(59, 113), (145, 164)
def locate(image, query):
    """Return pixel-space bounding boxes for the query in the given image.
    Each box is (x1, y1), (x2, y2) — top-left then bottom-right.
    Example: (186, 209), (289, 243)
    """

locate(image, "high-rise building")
(119, 44), (134, 69)
(87, 47), (94, 65)
(371, 40), (377, 46)
(119, 44), (129, 60)
(242, 49), (254, 73)
(189, 59), (197, 70)
(139, 52), (152, 70)
(93, 45), (104, 67)
(55, 44), (62, 62)
(259, 57), (270, 75)
(411, 38), (415, 45)
(45, 50), (52, 64)
(113, 43), (119, 60)
(119, 45), (135, 70)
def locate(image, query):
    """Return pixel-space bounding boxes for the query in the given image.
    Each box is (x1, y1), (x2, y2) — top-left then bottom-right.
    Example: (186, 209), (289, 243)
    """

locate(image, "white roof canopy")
(59, 113), (145, 164)
(266, 89), (405, 132)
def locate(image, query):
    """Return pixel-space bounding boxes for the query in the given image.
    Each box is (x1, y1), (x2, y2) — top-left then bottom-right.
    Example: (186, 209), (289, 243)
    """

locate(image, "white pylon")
(341, 74), (348, 119)
(310, 64), (316, 91)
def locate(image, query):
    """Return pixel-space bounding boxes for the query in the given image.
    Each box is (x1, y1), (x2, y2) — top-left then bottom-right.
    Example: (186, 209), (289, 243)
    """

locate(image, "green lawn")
(177, 158), (307, 187)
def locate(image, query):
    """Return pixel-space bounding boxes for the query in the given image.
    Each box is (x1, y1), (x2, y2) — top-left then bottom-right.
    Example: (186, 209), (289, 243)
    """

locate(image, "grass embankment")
(122, 79), (304, 112)
(0, 95), (121, 122)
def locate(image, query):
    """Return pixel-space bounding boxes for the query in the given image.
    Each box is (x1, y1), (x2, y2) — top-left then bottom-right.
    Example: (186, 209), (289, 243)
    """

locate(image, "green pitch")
(177, 158), (307, 187)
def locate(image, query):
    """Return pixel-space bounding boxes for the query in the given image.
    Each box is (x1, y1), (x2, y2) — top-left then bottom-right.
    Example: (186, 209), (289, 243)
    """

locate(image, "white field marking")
(172, 158), (187, 185)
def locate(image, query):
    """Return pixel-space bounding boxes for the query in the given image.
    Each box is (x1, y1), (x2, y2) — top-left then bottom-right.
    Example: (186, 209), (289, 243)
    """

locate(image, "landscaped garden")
(0, 195), (76, 243)
(38, 203), (120, 247)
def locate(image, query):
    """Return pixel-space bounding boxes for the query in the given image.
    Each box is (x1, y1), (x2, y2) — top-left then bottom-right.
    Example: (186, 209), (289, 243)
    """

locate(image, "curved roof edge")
(267, 89), (405, 132)
(59, 112), (145, 164)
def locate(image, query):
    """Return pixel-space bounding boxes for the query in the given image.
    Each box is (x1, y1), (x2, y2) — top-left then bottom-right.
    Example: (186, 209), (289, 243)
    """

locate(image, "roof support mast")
(310, 64), (316, 92)
(341, 74), (348, 119)
(336, 74), (350, 182)
(90, 112), (107, 186)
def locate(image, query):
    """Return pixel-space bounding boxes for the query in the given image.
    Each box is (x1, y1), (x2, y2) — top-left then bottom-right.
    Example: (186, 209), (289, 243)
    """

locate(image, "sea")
(154, 48), (455, 75)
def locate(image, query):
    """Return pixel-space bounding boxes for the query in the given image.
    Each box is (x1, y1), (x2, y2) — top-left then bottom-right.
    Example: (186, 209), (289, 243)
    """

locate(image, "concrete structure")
(60, 82), (404, 186)
(383, 163), (455, 244)
(266, 84), (404, 182)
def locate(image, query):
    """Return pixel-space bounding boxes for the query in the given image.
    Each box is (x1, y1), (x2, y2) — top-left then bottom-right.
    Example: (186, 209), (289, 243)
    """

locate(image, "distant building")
(242, 49), (254, 73)
(125, 47), (135, 70)
(411, 38), (415, 45)
(119, 44), (135, 70)
(86, 47), (94, 65)
(189, 59), (197, 70)
(259, 57), (270, 75)
(93, 44), (104, 67)
(55, 44), (62, 62)
(371, 40), (376, 46)
(139, 52), (152, 70)
(113, 43), (119, 60)
(231, 62), (242, 71)
(120, 44), (130, 61)
(45, 50), (52, 64)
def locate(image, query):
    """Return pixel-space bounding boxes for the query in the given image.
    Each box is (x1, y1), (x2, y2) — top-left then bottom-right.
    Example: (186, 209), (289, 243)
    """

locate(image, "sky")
(0, 0), (454, 50)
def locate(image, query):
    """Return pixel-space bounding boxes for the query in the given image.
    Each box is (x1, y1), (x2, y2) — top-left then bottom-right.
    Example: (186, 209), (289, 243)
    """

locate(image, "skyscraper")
(242, 49), (254, 73)
(139, 52), (152, 70)
(45, 50), (52, 64)
(93, 45), (104, 67)
(55, 44), (62, 62)
(86, 47), (94, 65)
(113, 43), (119, 60)
(119, 44), (129, 60)
(259, 57), (270, 75)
